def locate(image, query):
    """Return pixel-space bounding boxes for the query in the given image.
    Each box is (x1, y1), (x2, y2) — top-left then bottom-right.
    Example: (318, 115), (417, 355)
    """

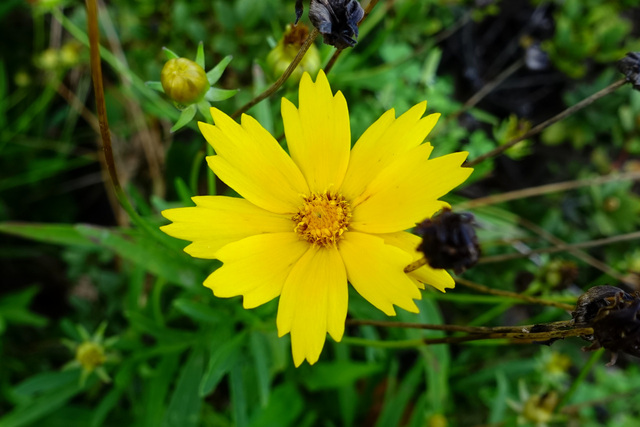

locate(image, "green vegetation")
(2, 0), (640, 425)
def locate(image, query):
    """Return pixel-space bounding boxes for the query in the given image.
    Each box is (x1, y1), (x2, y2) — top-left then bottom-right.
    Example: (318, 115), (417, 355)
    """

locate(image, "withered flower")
(295, 0), (365, 50)
(618, 52), (640, 91)
(414, 208), (480, 274)
(572, 285), (640, 365)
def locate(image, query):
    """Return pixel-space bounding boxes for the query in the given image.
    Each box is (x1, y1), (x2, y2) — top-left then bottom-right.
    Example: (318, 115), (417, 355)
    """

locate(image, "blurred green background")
(2, 0), (640, 425)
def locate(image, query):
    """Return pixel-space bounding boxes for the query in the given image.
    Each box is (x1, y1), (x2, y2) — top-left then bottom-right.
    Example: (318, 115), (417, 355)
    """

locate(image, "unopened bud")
(76, 341), (106, 371)
(161, 58), (208, 105)
(267, 24), (320, 81)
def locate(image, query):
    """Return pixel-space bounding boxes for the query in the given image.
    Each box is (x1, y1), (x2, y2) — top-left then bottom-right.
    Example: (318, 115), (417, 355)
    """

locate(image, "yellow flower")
(161, 70), (472, 366)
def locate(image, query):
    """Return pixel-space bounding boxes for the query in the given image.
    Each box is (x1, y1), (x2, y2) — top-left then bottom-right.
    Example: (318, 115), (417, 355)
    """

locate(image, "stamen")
(292, 192), (351, 247)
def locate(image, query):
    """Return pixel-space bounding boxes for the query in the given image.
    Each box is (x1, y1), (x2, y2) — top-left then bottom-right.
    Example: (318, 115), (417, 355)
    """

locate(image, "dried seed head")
(573, 285), (640, 365)
(414, 208), (480, 274)
(618, 52), (640, 91)
(571, 285), (632, 325)
(295, 0), (365, 50)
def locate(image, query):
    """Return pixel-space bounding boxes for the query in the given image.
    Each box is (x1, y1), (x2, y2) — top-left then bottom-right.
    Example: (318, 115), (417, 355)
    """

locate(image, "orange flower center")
(293, 193), (351, 247)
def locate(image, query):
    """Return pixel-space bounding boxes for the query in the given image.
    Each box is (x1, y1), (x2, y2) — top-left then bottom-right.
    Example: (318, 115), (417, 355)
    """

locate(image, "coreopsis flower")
(161, 70), (472, 366)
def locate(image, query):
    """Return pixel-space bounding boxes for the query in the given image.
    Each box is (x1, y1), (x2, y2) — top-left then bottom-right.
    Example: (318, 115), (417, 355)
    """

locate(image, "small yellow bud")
(267, 24), (320, 82)
(37, 48), (59, 70)
(14, 71), (31, 87)
(161, 58), (208, 105)
(59, 43), (80, 67)
(75, 341), (106, 372)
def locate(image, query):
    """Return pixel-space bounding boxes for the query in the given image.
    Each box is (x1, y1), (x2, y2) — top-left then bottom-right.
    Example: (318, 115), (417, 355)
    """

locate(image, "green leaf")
(230, 362), (248, 427)
(171, 104), (197, 133)
(200, 332), (247, 396)
(301, 362), (383, 391)
(0, 288), (47, 330)
(162, 350), (205, 427)
(249, 384), (304, 427)
(206, 55), (233, 85)
(141, 353), (181, 427)
(195, 41), (205, 69)
(125, 311), (196, 343)
(76, 225), (203, 288)
(163, 47), (179, 60)
(90, 386), (125, 427)
(0, 222), (96, 247)
(488, 371), (509, 424)
(12, 370), (80, 399)
(375, 362), (423, 427)
(1, 376), (89, 427)
(249, 331), (271, 406)
(173, 298), (223, 324)
(205, 87), (239, 102)
(146, 81), (164, 92)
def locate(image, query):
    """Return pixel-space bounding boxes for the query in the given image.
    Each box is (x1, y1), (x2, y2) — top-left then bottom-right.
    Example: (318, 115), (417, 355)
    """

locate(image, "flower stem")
(515, 216), (634, 286)
(455, 277), (575, 311)
(479, 230), (640, 264)
(466, 79), (628, 167)
(558, 348), (604, 408)
(85, 0), (165, 241)
(456, 170), (640, 210)
(346, 318), (576, 334)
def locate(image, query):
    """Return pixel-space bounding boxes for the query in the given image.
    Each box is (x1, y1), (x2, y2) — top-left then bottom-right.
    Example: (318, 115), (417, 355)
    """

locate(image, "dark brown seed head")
(414, 208), (480, 274)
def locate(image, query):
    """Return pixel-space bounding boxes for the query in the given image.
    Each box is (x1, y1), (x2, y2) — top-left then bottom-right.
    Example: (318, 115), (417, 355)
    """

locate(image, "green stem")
(85, 0), (167, 243)
(341, 336), (427, 349)
(559, 348), (604, 408)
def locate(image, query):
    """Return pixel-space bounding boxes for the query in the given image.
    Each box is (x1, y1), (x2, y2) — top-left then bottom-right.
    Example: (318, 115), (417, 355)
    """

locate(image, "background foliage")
(2, 0), (640, 425)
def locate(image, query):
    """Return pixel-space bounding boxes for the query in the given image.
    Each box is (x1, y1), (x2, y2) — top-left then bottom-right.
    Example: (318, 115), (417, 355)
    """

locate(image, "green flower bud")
(75, 341), (106, 372)
(267, 24), (320, 82)
(161, 58), (208, 105)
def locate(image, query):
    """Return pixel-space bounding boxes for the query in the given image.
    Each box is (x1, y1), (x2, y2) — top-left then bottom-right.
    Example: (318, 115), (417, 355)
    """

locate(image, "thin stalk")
(455, 277), (575, 311)
(342, 327), (593, 347)
(466, 79), (628, 167)
(448, 58), (525, 123)
(456, 171), (640, 210)
(346, 319), (576, 334)
(479, 230), (640, 264)
(559, 348), (604, 408)
(516, 216), (633, 286)
(85, 0), (165, 241)
(416, 327), (593, 345)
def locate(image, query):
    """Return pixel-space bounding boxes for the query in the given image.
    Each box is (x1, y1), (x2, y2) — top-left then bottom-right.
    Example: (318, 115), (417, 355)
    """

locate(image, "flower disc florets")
(293, 192), (351, 247)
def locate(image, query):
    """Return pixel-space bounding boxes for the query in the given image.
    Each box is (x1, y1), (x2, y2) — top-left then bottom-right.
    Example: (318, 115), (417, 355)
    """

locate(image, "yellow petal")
(281, 70), (350, 193)
(161, 196), (293, 259)
(199, 109), (309, 214)
(204, 232), (309, 309)
(338, 231), (421, 316)
(379, 231), (455, 292)
(341, 102), (440, 200)
(276, 245), (347, 366)
(350, 148), (472, 234)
